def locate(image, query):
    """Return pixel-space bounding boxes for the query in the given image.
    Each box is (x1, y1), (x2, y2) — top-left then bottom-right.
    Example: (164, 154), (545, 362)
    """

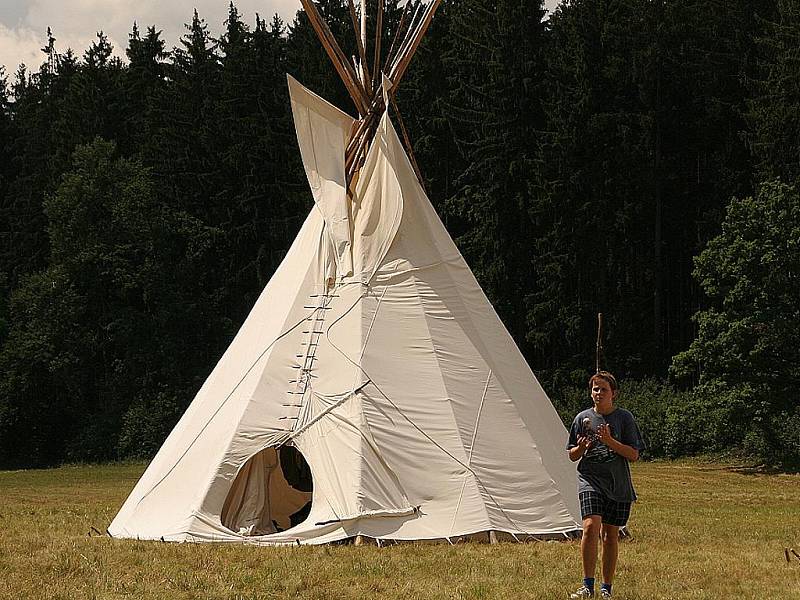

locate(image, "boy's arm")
(568, 436), (590, 462)
(566, 417), (589, 462)
(597, 424), (640, 461)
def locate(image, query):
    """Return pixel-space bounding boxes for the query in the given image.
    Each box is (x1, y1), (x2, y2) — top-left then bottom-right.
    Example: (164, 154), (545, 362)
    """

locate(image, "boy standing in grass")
(566, 371), (645, 599)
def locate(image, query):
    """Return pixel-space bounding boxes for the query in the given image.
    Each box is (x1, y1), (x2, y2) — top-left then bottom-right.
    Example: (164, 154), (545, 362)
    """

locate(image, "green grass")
(1, 460), (799, 599)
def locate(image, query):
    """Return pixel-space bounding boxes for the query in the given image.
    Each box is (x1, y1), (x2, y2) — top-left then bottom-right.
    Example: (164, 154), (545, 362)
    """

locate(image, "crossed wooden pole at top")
(298, 0), (443, 189)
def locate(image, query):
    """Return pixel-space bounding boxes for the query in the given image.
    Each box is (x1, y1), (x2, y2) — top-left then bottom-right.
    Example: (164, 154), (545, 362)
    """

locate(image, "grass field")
(1, 460), (798, 599)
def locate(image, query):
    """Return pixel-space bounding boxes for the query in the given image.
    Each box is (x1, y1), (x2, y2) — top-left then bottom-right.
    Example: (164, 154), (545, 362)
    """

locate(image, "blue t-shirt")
(566, 407), (645, 503)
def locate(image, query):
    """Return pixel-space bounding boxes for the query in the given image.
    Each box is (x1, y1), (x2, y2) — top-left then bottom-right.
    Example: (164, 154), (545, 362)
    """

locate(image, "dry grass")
(1, 460), (798, 599)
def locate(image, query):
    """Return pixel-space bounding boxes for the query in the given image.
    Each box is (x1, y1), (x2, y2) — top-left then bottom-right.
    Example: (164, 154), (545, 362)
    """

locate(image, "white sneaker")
(569, 586), (594, 598)
(600, 589), (612, 598)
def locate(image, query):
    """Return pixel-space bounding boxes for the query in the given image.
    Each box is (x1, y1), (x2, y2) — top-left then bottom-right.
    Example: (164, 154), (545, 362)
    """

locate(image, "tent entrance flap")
(220, 446), (313, 536)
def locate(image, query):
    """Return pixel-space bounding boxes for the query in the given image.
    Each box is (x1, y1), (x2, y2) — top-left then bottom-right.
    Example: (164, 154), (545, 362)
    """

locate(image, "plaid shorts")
(579, 490), (632, 526)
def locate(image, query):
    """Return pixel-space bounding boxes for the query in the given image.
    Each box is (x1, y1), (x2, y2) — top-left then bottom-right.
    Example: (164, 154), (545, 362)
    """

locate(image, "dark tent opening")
(220, 445), (313, 536)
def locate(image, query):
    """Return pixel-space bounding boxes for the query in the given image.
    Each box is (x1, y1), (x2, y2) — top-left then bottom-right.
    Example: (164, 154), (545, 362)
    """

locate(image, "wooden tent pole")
(299, 0), (369, 115)
(384, 0), (414, 72)
(389, 95), (424, 185)
(346, 116), (378, 180)
(390, 0), (443, 89)
(294, 0), (444, 188)
(361, 0), (368, 56)
(371, 0), (384, 92)
(346, 0), (372, 94)
(347, 112), (375, 155)
(387, 1), (425, 75)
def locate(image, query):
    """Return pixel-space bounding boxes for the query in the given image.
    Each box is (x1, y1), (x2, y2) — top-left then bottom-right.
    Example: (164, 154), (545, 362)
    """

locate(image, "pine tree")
(442, 0), (548, 358)
(1, 33), (79, 286)
(214, 5), (306, 320)
(123, 24), (168, 156)
(0, 68), (15, 341)
(531, 0), (761, 386)
(748, 0), (799, 183)
(395, 0), (457, 216)
(145, 10), (222, 216)
(51, 32), (127, 162)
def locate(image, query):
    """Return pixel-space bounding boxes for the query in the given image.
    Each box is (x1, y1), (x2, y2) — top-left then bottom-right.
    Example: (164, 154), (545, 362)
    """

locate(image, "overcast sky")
(1, 1), (560, 79)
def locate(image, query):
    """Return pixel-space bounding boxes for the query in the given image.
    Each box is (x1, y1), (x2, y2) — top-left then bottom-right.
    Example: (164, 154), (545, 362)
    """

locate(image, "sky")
(0, 1), (560, 79)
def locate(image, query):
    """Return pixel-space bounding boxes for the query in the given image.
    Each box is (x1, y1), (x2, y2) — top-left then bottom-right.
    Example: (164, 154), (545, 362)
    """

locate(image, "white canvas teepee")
(108, 75), (580, 545)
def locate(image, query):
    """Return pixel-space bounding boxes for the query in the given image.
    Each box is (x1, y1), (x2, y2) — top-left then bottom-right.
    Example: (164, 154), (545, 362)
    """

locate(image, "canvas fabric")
(108, 78), (581, 545)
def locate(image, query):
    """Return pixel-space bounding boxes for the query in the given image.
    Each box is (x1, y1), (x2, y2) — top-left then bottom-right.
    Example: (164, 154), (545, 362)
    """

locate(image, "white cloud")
(0, 22), (40, 76)
(1, 1), (304, 74)
(1, 0), (562, 76)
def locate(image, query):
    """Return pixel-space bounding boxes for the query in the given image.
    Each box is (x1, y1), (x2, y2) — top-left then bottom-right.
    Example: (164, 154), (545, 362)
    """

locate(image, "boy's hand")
(577, 435), (592, 450)
(597, 423), (614, 444)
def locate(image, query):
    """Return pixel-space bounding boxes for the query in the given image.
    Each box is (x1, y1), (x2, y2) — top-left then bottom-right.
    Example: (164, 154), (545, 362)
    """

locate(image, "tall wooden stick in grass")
(596, 312), (604, 373)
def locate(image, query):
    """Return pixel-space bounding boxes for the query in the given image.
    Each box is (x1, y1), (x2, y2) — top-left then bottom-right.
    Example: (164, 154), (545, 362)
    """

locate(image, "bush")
(671, 180), (800, 468)
(552, 377), (746, 460)
(0, 139), (222, 467)
(117, 389), (185, 459)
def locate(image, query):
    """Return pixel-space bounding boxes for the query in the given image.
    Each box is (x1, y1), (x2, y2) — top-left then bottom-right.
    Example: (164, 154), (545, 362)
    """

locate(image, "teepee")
(108, 0), (580, 545)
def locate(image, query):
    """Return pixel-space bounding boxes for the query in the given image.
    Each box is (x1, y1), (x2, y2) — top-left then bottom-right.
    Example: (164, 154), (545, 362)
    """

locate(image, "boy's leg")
(600, 523), (619, 585)
(581, 515), (602, 579)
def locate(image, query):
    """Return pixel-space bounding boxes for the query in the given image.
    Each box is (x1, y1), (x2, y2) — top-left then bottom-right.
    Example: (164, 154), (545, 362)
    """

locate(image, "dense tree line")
(0, 0), (797, 468)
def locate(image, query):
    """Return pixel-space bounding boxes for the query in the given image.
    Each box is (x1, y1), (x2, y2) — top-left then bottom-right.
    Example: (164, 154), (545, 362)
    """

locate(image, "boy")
(566, 371), (645, 599)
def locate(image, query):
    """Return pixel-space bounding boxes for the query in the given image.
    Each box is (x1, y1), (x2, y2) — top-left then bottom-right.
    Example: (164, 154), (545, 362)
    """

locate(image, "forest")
(0, 0), (797, 469)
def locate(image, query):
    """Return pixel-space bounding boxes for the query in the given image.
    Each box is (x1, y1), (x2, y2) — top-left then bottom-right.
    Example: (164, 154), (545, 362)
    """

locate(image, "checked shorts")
(579, 490), (631, 526)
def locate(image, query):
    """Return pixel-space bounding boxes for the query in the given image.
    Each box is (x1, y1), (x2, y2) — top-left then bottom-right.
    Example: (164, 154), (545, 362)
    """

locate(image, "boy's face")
(591, 378), (617, 411)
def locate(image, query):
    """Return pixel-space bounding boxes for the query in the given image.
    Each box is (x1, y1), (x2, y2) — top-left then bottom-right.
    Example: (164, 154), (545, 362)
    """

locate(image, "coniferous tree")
(442, 0), (548, 356)
(1, 38), (77, 286)
(0, 68), (14, 340)
(531, 0), (762, 386)
(654, 0), (766, 364)
(396, 0), (458, 214)
(50, 33), (127, 163)
(146, 10), (222, 218)
(748, 0), (799, 184)
(529, 0), (656, 385)
(123, 24), (168, 156)
(214, 6), (306, 319)
(0, 139), (221, 465)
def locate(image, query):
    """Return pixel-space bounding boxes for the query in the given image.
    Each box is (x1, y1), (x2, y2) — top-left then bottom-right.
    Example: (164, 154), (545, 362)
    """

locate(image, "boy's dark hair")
(589, 370), (619, 392)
